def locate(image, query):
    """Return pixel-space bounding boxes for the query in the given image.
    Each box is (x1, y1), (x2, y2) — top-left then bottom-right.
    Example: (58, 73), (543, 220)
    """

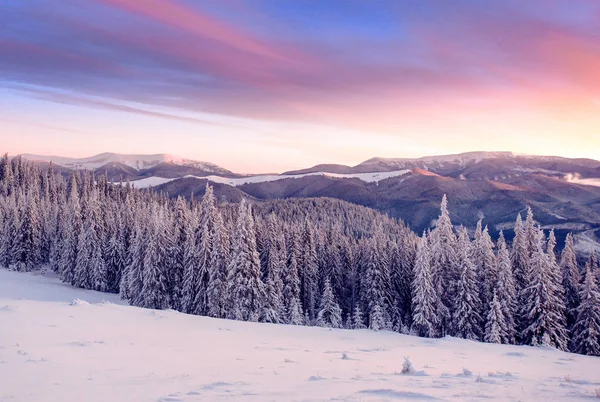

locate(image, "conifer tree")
(453, 227), (482, 340)
(411, 232), (438, 338)
(192, 184), (218, 315)
(429, 195), (456, 336)
(351, 304), (366, 329)
(226, 200), (266, 322)
(283, 230), (303, 325)
(560, 233), (580, 329)
(521, 228), (568, 350)
(207, 210), (230, 318)
(262, 217), (285, 323)
(495, 231), (517, 343)
(317, 279), (343, 328)
(138, 205), (169, 309)
(570, 258), (600, 356)
(299, 220), (319, 322)
(473, 223), (497, 320)
(484, 291), (508, 344)
(511, 213), (529, 307)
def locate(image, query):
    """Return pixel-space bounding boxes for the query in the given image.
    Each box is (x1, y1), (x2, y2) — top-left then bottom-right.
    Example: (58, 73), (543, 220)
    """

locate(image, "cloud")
(1, 0), (599, 133)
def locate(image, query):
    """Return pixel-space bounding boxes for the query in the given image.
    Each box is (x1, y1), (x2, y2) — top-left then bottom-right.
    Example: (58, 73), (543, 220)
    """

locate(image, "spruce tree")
(521, 228), (568, 350)
(429, 195), (457, 336)
(283, 229), (303, 325)
(484, 291), (507, 344)
(138, 204), (169, 309)
(206, 210), (230, 318)
(453, 227), (482, 340)
(226, 200), (266, 322)
(570, 259), (600, 356)
(316, 279), (343, 328)
(411, 232), (438, 338)
(495, 231), (517, 343)
(560, 233), (580, 329)
(351, 304), (366, 329)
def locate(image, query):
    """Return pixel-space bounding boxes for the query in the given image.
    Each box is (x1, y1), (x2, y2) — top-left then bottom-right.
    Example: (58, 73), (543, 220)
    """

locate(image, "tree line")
(0, 154), (599, 356)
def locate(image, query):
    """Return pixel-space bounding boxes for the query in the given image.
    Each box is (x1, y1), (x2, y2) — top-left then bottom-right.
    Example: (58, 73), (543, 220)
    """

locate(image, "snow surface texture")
(128, 170), (411, 189)
(2, 268), (600, 402)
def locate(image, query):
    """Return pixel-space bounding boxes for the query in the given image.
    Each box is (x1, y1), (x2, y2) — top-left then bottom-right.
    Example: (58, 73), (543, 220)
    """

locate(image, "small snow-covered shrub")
(401, 357), (414, 375)
(70, 299), (89, 306)
(475, 375), (483, 383)
(341, 353), (349, 360)
(462, 368), (472, 376)
(563, 374), (573, 383)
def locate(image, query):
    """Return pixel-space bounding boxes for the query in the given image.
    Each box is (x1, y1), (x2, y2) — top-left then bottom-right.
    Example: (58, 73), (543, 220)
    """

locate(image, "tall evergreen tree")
(570, 258), (600, 356)
(429, 195), (456, 336)
(411, 232), (438, 338)
(521, 228), (568, 350)
(495, 231), (517, 343)
(299, 220), (319, 322)
(317, 279), (343, 328)
(484, 291), (508, 344)
(452, 227), (482, 340)
(283, 229), (303, 325)
(560, 233), (580, 329)
(226, 200), (266, 322)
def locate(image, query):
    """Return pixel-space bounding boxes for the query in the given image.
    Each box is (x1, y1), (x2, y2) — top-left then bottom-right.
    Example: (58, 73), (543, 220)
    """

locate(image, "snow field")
(1, 268), (600, 402)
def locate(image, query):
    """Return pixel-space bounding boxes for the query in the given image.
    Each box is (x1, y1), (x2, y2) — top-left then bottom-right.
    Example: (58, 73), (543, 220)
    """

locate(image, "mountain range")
(20, 151), (600, 253)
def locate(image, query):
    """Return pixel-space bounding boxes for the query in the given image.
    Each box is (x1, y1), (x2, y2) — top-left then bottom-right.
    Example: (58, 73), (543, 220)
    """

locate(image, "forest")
(0, 154), (599, 357)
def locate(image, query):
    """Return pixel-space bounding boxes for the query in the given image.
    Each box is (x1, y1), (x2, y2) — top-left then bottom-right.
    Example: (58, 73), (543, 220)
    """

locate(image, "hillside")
(2, 268), (600, 402)
(13, 151), (600, 251)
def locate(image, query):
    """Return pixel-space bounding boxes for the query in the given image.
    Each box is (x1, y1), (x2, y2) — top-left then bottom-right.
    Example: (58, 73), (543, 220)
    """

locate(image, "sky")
(1, 0), (600, 173)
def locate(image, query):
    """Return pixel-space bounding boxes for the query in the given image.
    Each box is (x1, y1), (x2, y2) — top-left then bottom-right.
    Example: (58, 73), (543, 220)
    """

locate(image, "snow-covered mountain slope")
(20, 152), (229, 174)
(359, 151), (516, 170)
(2, 268), (600, 402)
(127, 169), (412, 189)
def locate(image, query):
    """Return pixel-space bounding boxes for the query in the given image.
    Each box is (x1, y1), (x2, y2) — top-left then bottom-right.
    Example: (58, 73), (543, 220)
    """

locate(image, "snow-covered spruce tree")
(317, 279), (343, 328)
(168, 196), (188, 312)
(363, 225), (392, 331)
(59, 173), (82, 285)
(226, 200), (266, 322)
(429, 194), (457, 336)
(351, 304), (366, 329)
(570, 258), (600, 356)
(125, 212), (147, 305)
(390, 238), (414, 330)
(180, 204), (200, 314)
(191, 183), (219, 316)
(452, 227), (482, 341)
(411, 232), (438, 338)
(299, 219), (319, 323)
(495, 231), (517, 343)
(74, 189), (107, 291)
(520, 228), (568, 350)
(104, 210), (126, 293)
(13, 190), (42, 271)
(87, 190), (108, 292)
(511, 213), (529, 308)
(560, 233), (581, 330)
(283, 229), (303, 325)
(262, 215), (285, 323)
(207, 210), (230, 319)
(484, 290), (508, 344)
(138, 204), (170, 310)
(472, 222), (497, 321)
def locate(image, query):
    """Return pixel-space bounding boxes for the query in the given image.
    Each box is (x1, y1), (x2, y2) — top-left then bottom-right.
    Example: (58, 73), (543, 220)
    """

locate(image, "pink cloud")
(96, 0), (287, 61)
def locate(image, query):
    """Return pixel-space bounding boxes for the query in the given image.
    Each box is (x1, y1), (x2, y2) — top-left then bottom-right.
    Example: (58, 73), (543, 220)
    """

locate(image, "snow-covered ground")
(1, 268), (600, 402)
(128, 170), (411, 189)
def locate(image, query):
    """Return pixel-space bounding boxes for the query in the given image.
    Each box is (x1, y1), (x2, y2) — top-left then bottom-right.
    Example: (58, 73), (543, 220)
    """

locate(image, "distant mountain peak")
(20, 152), (231, 175)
